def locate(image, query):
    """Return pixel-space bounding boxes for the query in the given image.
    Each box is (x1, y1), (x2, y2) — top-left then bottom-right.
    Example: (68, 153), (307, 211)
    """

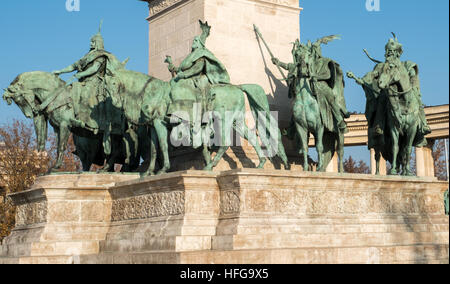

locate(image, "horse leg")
(102, 157), (115, 173)
(202, 142), (211, 165)
(204, 146), (228, 171)
(389, 128), (400, 175)
(52, 123), (70, 171)
(375, 150), (381, 175)
(337, 132), (345, 173)
(154, 119), (170, 175)
(204, 108), (230, 171)
(143, 127), (158, 177)
(402, 124), (418, 176)
(127, 129), (140, 171)
(100, 138), (119, 173)
(82, 158), (92, 172)
(315, 127), (325, 172)
(121, 135), (131, 172)
(235, 118), (266, 169)
(33, 114), (47, 152)
(295, 122), (309, 171)
(277, 130), (289, 170)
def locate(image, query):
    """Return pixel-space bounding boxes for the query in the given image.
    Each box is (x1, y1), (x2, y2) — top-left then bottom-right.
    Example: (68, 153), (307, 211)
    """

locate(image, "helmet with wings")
(311, 35), (341, 57)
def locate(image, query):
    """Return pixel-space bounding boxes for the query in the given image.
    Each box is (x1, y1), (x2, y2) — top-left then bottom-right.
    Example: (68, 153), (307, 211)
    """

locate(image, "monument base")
(1, 170), (448, 264)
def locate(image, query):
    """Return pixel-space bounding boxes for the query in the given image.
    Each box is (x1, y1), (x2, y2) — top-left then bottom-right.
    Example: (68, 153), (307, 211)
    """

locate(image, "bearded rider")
(272, 37), (350, 133)
(39, 23), (125, 135)
(353, 36), (431, 137)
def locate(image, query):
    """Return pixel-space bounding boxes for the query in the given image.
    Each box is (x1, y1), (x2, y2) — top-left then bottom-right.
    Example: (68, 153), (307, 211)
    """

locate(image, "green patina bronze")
(258, 26), (349, 172)
(150, 20), (289, 175)
(347, 33), (431, 176)
(2, 22), (152, 173)
(3, 21), (289, 175)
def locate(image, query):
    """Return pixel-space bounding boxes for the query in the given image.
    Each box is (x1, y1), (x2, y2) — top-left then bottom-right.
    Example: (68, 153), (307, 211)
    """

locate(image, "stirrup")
(375, 126), (384, 135)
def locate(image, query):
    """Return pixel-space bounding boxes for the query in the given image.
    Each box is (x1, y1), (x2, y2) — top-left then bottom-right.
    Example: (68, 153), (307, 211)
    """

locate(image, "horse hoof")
(140, 171), (155, 178)
(203, 165), (213, 171)
(402, 171), (414, 177)
(389, 170), (398, 175)
(156, 169), (168, 175)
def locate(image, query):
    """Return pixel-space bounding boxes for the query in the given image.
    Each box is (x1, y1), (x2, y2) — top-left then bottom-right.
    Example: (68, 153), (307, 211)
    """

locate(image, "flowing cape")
(179, 47), (230, 84)
(312, 58), (346, 133)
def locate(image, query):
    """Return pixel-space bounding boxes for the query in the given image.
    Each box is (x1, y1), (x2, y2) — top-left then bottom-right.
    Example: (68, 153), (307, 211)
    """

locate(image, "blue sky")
(0, 0), (448, 163)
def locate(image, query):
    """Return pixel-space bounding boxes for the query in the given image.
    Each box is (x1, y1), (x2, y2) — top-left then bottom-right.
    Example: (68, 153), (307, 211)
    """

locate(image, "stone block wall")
(1, 171), (448, 264)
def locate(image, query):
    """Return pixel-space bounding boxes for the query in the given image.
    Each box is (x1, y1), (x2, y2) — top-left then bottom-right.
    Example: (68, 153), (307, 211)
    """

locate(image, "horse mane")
(11, 75), (21, 86)
(15, 71), (65, 90)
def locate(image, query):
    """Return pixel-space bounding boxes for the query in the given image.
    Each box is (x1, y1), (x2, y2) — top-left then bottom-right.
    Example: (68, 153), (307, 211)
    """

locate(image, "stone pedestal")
(0, 174), (139, 264)
(1, 171), (448, 264)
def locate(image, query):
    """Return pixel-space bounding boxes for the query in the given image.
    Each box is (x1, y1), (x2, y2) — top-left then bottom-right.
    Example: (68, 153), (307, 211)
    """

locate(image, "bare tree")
(0, 120), (81, 242)
(344, 156), (370, 174)
(432, 139), (448, 181)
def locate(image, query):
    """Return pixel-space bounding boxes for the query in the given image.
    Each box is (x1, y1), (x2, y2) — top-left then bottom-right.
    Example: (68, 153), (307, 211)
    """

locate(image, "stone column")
(416, 139), (435, 177)
(370, 148), (387, 175)
(326, 152), (338, 173)
(142, 0), (302, 171)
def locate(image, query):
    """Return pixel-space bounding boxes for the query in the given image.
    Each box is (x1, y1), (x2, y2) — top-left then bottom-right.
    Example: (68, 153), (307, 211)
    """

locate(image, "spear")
(253, 24), (287, 81)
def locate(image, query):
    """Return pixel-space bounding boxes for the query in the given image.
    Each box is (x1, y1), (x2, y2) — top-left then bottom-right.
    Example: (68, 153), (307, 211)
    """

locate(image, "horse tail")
(239, 84), (288, 165)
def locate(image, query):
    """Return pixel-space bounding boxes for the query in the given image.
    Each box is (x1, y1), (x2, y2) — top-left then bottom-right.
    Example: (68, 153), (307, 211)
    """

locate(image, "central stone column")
(141, 0), (303, 171)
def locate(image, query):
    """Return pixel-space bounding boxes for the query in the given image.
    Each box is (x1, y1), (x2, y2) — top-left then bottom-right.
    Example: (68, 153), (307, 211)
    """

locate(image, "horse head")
(378, 64), (411, 93)
(378, 66), (395, 90)
(2, 87), (14, 106)
(3, 75), (37, 119)
(3, 72), (65, 119)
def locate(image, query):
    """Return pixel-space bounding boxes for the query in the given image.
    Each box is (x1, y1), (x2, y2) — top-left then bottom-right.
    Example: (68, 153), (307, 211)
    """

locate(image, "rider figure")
(39, 22), (125, 134)
(272, 38), (350, 133)
(309, 41), (350, 132)
(165, 21), (230, 114)
(364, 37), (431, 136)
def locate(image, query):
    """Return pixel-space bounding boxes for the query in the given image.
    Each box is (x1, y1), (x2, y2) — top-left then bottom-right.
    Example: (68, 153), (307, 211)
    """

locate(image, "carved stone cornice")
(140, 0), (188, 18)
(140, 0), (301, 18)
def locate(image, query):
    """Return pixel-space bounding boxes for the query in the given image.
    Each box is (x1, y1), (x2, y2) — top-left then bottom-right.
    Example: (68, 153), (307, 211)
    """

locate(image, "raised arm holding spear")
(253, 25), (287, 81)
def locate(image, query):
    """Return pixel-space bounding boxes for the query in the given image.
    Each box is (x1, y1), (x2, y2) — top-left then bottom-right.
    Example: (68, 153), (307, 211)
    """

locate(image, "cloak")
(360, 60), (427, 163)
(311, 57), (346, 133)
(179, 47), (230, 84)
(75, 50), (125, 78)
